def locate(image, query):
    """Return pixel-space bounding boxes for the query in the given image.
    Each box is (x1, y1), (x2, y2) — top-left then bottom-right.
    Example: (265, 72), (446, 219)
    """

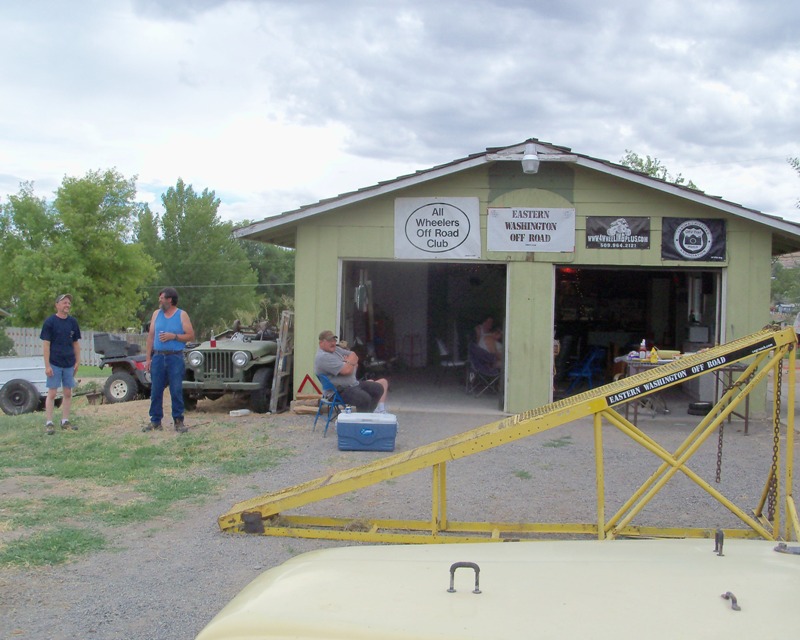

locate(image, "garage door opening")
(340, 261), (506, 408)
(554, 266), (721, 392)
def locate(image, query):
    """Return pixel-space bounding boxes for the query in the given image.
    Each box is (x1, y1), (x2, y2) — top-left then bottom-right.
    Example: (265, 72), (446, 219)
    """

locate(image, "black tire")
(103, 371), (139, 403)
(249, 367), (274, 414)
(0, 379), (40, 415)
(183, 392), (198, 412)
(687, 401), (713, 416)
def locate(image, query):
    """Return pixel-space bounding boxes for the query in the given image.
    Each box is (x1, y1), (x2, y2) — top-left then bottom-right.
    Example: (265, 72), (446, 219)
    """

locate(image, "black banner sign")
(605, 337), (776, 406)
(662, 218), (726, 261)
(586, 217), (650, 249)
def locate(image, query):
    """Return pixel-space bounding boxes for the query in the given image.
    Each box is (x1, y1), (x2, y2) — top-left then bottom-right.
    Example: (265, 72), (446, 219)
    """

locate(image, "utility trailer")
(0, 356), (53, 415)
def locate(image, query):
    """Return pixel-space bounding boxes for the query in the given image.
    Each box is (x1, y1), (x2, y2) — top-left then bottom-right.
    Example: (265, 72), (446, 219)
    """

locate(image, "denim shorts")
(46, 365), (76, 389)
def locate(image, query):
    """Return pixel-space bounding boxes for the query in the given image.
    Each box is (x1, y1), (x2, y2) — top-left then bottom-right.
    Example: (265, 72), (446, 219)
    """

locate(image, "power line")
(144, 283), (294, 289)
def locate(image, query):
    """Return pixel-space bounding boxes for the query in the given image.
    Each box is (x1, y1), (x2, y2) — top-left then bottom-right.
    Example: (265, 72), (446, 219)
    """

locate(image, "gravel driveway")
(2, 386), (798, 640)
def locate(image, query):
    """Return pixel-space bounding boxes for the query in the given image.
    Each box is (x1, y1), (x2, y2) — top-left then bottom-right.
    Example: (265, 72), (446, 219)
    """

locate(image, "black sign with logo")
(662, 218), (726, 261)
(586, 217), (650, 249)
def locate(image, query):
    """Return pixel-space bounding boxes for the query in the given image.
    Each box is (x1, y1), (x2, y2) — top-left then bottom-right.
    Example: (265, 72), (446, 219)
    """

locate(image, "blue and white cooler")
(336, 412), (398, 451)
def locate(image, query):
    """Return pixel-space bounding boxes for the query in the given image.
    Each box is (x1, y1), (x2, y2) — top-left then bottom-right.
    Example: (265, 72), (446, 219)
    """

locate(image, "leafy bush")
(0, 326), (16, 356)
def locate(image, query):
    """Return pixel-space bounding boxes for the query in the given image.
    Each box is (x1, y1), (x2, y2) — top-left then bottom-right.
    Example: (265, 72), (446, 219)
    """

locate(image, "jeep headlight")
(232, 351), (250, 368)
(187, 351), (204, 368)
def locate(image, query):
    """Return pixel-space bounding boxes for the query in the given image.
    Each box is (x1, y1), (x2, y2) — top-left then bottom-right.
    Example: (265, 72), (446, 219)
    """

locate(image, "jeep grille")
(200, 351), (235, 381)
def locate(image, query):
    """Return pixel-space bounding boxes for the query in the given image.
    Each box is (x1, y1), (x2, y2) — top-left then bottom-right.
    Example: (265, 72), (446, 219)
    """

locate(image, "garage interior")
(336, 260), (720, 403)
(554, 267), (720, 392)
(341, 260), (505, 368)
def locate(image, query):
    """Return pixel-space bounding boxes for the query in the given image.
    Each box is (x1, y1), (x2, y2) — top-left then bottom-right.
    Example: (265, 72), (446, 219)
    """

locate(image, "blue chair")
(313, 374), (347, 437)
(564, 347), (606, 393)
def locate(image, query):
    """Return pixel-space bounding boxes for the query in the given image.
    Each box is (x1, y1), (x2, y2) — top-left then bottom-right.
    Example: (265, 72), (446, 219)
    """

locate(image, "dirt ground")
(2, 375), (799, 640)
(76, 378), (255, 427)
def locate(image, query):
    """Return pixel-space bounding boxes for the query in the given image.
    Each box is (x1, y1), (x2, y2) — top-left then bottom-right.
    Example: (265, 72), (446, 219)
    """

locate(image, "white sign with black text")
(394, 197), (481, 259)
(487, 208), (576, 252)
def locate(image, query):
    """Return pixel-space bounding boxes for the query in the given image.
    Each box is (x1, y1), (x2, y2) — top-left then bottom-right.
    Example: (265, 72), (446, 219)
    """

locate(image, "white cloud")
(0, 0), (798, 224)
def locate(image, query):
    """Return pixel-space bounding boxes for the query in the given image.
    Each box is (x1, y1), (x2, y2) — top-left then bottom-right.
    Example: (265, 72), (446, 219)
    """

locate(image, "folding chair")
(435, 337), (466, 384)
(564, 347), (606, 394)
(466, 343), (501, 397)
(313, 374), (347, 437)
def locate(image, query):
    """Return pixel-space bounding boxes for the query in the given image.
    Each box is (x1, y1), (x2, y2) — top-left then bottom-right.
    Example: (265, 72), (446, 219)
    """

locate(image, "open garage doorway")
(554, 266), (721, 393)
(340, 261), (507, 410)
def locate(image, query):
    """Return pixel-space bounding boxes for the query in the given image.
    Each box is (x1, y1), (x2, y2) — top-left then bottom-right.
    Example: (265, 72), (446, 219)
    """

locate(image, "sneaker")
(142, 421), (162, 432)
(61, 420), (77, 431)
(45, 421), (55, 435)
(174, 418), (188, 434)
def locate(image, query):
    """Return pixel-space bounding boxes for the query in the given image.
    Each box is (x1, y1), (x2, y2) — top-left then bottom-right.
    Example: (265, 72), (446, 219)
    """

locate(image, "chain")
(715, 419), (724, 483)
(767, 359), (783, 521)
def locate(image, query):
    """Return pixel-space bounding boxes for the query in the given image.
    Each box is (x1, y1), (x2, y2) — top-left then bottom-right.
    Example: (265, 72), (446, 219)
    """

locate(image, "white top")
(196, 539), (800, 639)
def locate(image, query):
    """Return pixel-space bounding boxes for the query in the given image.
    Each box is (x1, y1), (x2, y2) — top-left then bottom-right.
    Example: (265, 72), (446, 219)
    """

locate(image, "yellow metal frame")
(219, 328), (798, 543)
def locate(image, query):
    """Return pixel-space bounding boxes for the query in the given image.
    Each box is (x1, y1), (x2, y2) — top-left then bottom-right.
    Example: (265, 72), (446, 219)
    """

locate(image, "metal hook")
(721, 591), (741, 611)
(447, 561), (481, 594)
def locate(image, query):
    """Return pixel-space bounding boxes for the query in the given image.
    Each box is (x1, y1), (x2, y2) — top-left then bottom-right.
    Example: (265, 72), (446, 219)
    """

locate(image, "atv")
(93, 333), (152, 403)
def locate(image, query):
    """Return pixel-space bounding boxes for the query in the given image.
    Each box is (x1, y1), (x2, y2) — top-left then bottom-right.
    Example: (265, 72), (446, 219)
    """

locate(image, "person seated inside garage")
(314, 330), (389, 413)
(478, 327), (504, 368)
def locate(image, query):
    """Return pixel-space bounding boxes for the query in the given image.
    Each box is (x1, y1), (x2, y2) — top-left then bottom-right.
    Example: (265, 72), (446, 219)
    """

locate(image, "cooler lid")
(337, 412), (397, 424)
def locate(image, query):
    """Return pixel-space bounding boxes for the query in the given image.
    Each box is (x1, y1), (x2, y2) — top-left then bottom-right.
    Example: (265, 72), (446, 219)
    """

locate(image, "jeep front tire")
(250, 367), (274, 414)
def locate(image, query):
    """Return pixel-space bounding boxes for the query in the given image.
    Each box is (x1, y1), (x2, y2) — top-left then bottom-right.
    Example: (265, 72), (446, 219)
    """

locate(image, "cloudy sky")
(2, 0), (798, 225)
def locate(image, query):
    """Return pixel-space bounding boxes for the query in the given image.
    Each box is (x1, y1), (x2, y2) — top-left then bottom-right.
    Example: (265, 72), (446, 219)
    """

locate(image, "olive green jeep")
(182, 322), (279, 413)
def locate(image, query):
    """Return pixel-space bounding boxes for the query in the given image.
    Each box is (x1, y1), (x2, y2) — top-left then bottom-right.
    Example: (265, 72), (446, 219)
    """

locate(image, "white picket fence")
(5, 327), (148, 367)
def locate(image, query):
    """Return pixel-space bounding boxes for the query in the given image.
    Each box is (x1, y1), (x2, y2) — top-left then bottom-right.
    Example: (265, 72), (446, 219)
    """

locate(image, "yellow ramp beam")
(219, 328), (797, 542)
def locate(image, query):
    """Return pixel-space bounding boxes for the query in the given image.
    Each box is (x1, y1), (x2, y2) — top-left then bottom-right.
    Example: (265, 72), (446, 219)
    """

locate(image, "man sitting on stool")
(315, 330), (389, 413)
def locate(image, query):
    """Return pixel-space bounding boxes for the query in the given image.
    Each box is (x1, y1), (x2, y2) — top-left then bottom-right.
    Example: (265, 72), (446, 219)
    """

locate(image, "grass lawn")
(77, 365), (108, 378)
(0, 410), (291, 567)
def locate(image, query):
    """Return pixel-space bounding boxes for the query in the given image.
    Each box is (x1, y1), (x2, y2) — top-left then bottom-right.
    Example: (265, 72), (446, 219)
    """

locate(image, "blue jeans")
(149, 354), (185, 423)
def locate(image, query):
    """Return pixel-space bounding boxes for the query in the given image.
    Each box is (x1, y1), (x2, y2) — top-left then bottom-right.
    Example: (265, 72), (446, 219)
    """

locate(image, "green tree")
(0, 172), (156, 329)
(138, 179), (260, 337)
(236, 225), (295, 326)
(620, 150), (698, 189)
(0, 182), (55, 320)
(0, 326), (15, 356)
(772, 261), (800, 305)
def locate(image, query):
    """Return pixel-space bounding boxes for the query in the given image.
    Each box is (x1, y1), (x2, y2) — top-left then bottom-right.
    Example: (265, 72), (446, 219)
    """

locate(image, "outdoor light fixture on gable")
(485, 143), (576, 174)
(521, 143), (540, 174)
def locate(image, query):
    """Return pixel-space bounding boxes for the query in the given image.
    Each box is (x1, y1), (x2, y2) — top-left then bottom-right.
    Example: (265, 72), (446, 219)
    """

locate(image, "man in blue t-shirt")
(40, 293), (81, 434)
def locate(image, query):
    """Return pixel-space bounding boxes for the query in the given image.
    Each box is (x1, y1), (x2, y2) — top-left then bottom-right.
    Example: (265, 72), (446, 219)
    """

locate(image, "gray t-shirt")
(314, 346), (358, 389)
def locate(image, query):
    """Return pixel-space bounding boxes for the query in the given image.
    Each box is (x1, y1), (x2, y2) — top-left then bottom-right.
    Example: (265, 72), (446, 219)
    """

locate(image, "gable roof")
(234, 138), (800, 255)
